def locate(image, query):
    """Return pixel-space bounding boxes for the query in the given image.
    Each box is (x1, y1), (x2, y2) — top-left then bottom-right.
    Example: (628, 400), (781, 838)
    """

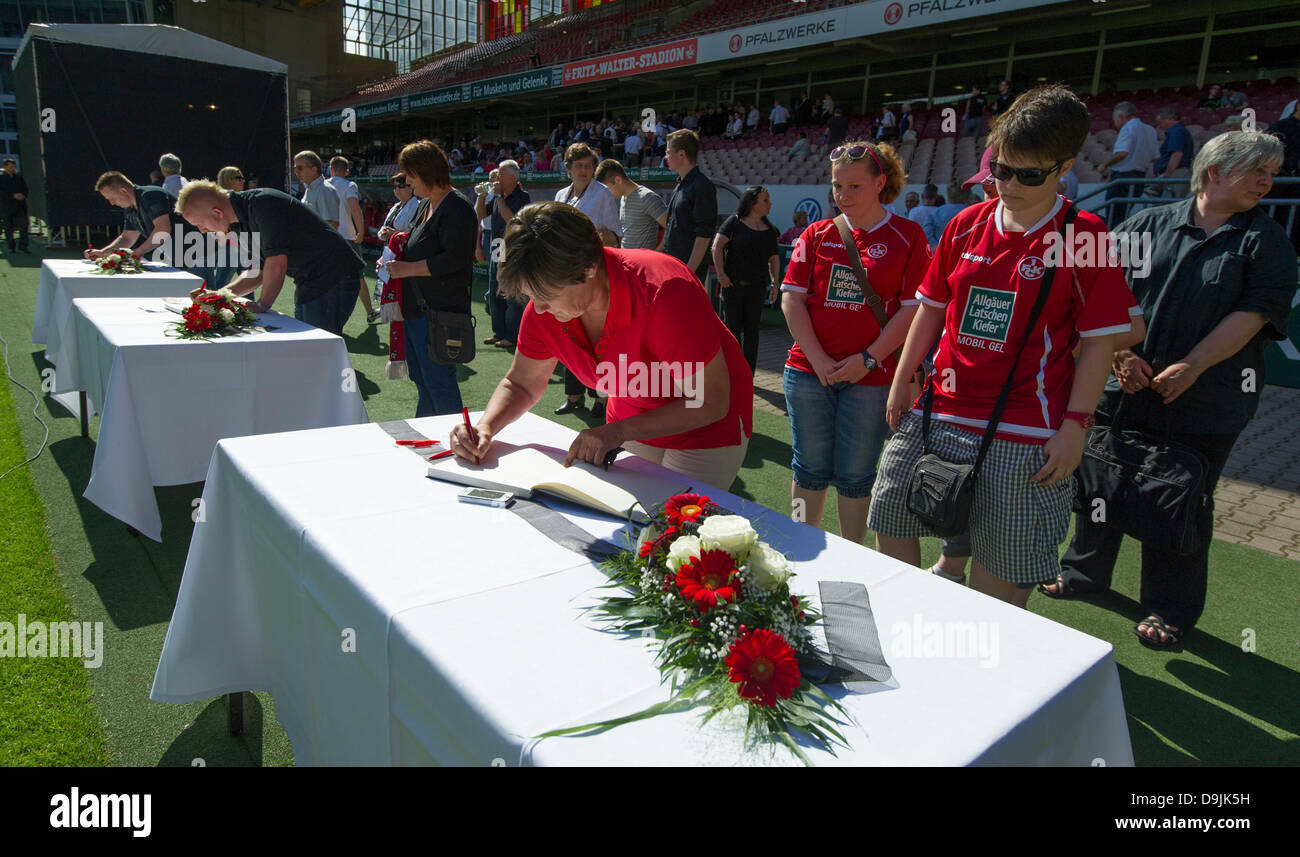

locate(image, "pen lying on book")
(603, 446), (625, 471)
(396, 439), (439, 448)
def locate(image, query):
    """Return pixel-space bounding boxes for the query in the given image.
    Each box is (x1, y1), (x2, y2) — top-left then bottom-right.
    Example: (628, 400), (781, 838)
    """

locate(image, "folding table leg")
(79, 392), (88, 438)
(227, 692), (244, 736)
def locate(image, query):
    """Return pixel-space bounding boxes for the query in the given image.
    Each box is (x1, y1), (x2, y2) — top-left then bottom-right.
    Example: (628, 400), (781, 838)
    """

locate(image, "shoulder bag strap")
(833, 214), (892, 340)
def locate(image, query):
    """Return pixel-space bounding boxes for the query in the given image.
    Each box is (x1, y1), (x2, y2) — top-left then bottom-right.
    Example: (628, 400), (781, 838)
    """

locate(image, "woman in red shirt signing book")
(868, 84), (1139, 607)
(448, 201), (754, 491)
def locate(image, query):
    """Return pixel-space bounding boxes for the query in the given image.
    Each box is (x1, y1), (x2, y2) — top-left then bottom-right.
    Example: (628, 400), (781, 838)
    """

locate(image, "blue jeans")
(294, 279), (360, 337)
(403, 314), (464, 417)
(486, 256), (524, 343)
(783, 366), (890, 498)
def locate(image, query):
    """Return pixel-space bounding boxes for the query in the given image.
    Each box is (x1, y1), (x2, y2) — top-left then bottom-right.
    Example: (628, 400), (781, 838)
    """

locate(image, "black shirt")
(490, 184), (531, 241)
(125, 184), (176, 246)
(0, 170), (28, 211)
(965, 93), (986, 119)
(401, 190), (478, 320)
(991, 90), (1015, 115)
(717, 215), (778, 288)
(227, 188), (363, 298)
(827, 114), (849, 147)
(663, 165), (717, 279)
(1100, 198), (1297, 434)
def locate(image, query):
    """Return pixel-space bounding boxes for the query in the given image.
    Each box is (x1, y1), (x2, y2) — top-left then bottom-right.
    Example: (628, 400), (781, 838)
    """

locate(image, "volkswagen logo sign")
(795, 197), (822, 223)
(1018, 256), (1047, 279)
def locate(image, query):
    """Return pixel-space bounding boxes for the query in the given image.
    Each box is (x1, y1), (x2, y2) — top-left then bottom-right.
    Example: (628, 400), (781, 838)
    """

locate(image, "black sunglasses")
(392, 182), (408, 188)
(989, 159), (1064, 186)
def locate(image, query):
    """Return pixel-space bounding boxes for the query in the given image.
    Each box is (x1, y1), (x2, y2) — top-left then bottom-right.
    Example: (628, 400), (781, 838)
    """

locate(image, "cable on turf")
(0, 328), (51, 482)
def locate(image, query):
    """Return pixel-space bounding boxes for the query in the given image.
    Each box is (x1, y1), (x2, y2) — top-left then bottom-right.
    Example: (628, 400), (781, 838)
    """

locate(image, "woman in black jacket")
(381, 140), (478, 416)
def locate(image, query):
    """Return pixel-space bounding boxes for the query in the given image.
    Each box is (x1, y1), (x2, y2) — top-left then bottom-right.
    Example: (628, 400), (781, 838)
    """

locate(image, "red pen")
(428, 449), (456, 461)
(396, 439), (439, 448)
(461, 407), (479, 465)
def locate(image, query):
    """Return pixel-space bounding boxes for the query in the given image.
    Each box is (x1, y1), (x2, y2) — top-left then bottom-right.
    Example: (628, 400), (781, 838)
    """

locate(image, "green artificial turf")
(0, 241), (1296, 766)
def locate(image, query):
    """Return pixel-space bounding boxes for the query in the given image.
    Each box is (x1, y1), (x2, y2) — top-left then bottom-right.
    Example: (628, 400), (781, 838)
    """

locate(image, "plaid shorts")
(867, 412), (1074, 585)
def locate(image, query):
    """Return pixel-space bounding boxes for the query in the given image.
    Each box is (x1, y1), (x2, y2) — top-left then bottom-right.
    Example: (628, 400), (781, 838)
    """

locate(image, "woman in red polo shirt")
(448, 201), (755, 491)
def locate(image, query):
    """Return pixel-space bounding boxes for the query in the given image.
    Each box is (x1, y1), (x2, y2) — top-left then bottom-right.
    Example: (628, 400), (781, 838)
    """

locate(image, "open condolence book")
(426, 442), (688, 523)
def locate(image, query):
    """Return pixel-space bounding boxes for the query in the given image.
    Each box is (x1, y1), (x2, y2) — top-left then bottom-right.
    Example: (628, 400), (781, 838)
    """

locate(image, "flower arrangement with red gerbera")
(166, 287), (258, 341)
(88, 250), (146, 275)
(540, 492), (847, 764)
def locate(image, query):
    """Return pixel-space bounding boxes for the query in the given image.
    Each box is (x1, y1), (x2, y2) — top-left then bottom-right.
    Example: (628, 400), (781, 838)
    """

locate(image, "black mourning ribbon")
(801, 581), (893, 688)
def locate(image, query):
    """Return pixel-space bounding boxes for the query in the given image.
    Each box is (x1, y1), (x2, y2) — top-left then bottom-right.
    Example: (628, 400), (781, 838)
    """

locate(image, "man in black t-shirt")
(176, 180), (364, 337)
(963, 86), (987, 138)
(991, 80), (1015, 118)
(89, 170), (224, 287)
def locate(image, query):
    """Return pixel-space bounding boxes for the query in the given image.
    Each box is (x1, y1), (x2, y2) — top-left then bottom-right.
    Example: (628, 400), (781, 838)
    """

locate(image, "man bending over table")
(175, 180), (365, 337)
(88, 171), (226, 288)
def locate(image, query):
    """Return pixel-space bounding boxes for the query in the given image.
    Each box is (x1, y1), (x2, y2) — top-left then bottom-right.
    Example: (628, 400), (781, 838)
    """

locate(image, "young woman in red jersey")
(781, 141), (931, 546)
(867, 85), (1139, 607)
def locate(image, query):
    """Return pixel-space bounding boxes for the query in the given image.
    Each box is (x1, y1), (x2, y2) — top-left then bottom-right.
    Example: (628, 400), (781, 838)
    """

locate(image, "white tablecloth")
(151, 412), (1134, 765)
(62, 297), (368, 541)
(32, 258), (201, 361)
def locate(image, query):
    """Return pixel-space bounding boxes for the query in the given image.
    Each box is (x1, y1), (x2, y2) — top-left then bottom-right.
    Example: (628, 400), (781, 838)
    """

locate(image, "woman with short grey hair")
(1044, 131), (1297, 649)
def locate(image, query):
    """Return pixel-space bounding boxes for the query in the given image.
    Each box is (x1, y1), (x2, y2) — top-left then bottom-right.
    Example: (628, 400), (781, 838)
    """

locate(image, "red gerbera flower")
(103, 259), (117, 268)
(183, 304), (212, 332)
(675, 548), (739, 612)
(664, 493), (710, 527)
(725, 628), (801, 707)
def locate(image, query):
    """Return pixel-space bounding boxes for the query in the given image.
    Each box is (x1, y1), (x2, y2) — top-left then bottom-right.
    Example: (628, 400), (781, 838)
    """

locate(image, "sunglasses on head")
(829, 144), (884, 173)
(989, 159), (1064, 186)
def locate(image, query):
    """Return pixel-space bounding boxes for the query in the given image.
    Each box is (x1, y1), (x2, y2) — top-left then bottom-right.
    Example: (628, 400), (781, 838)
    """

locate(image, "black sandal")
(1133, 616), (1181, 649)
(1036, 574), (1101, 600)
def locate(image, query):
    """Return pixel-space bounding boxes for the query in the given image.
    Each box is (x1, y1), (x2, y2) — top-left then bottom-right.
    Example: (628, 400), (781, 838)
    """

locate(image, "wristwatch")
(860, 350), (879, 372)
(1064, 410), (1096, 430)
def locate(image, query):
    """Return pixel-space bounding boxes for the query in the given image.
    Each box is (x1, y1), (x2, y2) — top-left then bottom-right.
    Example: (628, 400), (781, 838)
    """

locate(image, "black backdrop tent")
(12, 24), (288, 235)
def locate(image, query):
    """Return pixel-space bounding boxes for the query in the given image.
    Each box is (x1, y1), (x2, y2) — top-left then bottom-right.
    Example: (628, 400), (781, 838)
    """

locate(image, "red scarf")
(383, 230), (411, 380)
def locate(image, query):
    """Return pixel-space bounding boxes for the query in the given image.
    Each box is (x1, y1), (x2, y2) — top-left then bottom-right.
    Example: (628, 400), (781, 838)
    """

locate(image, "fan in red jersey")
(867, 85), (1141, 608)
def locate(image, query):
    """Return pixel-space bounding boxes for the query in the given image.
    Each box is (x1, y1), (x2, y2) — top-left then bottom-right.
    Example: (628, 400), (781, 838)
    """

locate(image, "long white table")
(33, 258), (201, 356)
(60, 297), (368, 541)
(151, 412), (1134, 766)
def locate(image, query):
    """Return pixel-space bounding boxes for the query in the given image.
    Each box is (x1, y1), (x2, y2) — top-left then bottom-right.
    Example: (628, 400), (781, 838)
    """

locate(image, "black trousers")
(563, 366), (598, 399)
(1059, 415), (1241, 631)
(722, 284), (764, 373)
(4, 204), (28, 250)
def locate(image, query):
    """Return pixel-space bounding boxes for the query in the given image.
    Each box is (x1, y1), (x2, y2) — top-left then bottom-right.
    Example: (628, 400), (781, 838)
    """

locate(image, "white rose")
(747, 541), (792, 592)
(218, 308), (235, 324)
(697, 515), (757, 560)
(217, 287), (238, 302)
(665, 535), (702, 573)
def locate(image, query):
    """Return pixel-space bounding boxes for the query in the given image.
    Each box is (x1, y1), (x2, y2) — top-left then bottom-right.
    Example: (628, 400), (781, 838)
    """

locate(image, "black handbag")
(415, 293), (476, 365)
(1073, 393), (1211, 556)
(906, 207), (1077, 537)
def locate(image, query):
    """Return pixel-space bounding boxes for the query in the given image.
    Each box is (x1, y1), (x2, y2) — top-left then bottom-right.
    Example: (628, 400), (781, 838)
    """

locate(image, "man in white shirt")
(1099, 102), (1159, 224)
(326, 156), (379, 323)
(746, 104), (760, 132)
(622, 128), (643, 168)
(294, 151), (339, 229)
(158, 153), (186, 195)
(769, 100), (790, 134)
